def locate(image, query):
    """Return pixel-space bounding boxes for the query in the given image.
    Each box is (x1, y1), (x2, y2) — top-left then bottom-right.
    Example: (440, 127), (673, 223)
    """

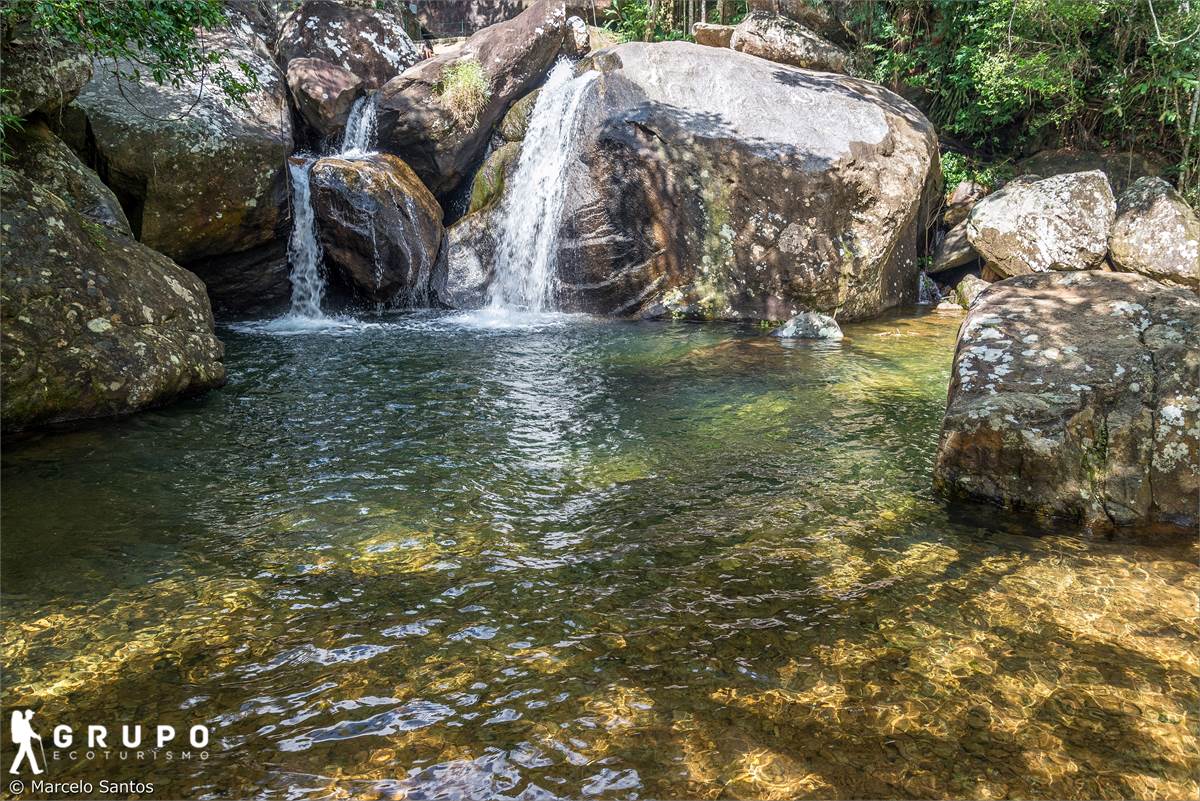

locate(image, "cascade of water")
(918, 271), (942, 305)
(486, 60), (598, 313)
(285, 158), (327, 318)
(278, 96), (382, 322)
(340, 94), (378, 157)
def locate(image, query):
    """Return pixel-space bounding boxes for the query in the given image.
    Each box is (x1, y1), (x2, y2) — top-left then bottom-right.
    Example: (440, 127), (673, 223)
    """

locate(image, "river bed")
(2, 309), (1195, 799)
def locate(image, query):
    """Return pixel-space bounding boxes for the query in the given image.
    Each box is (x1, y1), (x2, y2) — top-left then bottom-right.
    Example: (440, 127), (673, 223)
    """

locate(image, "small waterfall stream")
(340, 95), (378, 157)
(281, 96), (379, 322)
(486, 61), (599, 314)
(285, 159), (326, 318)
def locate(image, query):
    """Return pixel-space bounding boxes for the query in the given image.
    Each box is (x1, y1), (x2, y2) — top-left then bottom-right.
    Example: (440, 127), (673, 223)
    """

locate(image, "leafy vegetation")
(435, 58), (492, 128)
(0, 0), (258, 106)
(852, 0), (1200, 199)
(939, 152), (1013, 191)
(605, 1), (749, 43)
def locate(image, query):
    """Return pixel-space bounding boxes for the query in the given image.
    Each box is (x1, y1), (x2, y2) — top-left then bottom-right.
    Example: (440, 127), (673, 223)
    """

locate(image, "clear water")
(487, 61), (599, 313)
(2, 310), (1196, 800)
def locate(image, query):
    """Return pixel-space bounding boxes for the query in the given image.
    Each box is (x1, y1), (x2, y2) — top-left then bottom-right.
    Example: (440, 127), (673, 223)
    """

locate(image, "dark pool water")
(2, 310), (1196, 800)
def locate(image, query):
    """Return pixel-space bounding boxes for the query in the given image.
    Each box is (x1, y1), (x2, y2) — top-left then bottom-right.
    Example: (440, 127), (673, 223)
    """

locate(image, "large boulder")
(1108, 177), (1200, 293)
(551, 42), (939, 321)
(6, 120), (130, 235)
(965, 171), (1115, 279)
(729, 12), (849, 73)
(1, 158), (224, 432)
(934, 271), (1199, 534)
(286, 57), (364, 141)
(376, 0), (566, 195)
(309, 153), (444, 303)
(0, 24), (91, 119)
(60, 12), (294, 312)
(275, 0), (422, 89)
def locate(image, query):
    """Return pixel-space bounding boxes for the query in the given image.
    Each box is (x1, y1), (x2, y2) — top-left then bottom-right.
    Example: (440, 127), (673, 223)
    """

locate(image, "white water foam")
(340, 94), (378, 157)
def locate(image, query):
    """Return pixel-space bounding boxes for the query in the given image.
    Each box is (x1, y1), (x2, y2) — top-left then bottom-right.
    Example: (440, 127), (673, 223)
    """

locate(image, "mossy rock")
(468, 141), (521, 214)
(499, 90), (540, 142)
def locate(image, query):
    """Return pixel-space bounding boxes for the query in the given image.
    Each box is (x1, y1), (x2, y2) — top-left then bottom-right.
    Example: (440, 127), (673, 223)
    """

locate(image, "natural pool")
(2, 310), (1196, 800)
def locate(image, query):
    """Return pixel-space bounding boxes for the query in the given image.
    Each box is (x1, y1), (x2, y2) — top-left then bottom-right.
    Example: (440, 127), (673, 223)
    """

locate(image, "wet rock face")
(965, 170), (1115, 279)
(1, 160), (224, 432)
(934, 271), (1199, 534)
(286, 57), (365, 141)
(729, 12), (849, 73)
(376, 0), (566, 195)
(275, 0), (422, 89)
(1109, 177), (1200, 293)
(0, 24), (91, 119)
(434, 209), (497, 309)
(60, 9), (293, 311)
(309, 153), (444, 303)
(555, 42), (939, 321)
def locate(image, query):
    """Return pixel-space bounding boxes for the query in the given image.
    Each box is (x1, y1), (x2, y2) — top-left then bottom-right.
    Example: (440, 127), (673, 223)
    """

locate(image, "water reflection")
(1, 310), (1195, 800)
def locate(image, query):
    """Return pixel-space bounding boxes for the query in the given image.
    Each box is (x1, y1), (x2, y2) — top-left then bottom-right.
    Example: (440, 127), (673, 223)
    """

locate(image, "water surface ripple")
(2, 311), (1196, 800)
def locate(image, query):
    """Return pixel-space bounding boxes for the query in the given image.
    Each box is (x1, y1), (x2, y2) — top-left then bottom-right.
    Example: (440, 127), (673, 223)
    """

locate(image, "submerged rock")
(965, 170), (1115, 279)
(286, 57), (365, 141)
(275, 0), (422, 89)
(310, 153), (444, 303)
(773, 311), (843, 339)
(555, 42), (939, 321)
(60, 9), (293, 311)
(729, 12), (849, 73)
(1108, 177), (1199, 293)
(376, 0), (566, 195)
(934, 271), (1199, 534)
(1, 165), (224, 432)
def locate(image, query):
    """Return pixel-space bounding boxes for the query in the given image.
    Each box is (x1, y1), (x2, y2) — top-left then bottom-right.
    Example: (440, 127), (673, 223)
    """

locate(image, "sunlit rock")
(934, 271), (1199, 533)
(1109, 177), (1199, 293)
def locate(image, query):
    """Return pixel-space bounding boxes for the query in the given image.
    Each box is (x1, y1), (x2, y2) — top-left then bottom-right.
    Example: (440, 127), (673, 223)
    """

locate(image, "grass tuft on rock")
(435, 59), (491, 129)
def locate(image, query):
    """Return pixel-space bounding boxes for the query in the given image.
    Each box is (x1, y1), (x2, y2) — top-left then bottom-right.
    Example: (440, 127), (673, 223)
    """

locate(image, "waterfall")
(285, 159), (327, 318)
(486, 60), (598, 313)
(918, 271), (942, 305)
(340, 94), (378, 157)
(279, 96), (381, 322)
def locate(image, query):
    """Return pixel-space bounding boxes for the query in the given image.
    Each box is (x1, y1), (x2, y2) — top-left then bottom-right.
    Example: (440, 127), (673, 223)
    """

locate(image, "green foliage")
(940, 152), (1012, 192)
(604, 1), (749, 43)
(0, 0), (258, 106)
(435, 59), (492, 128)
(853, 0), (1200, 197)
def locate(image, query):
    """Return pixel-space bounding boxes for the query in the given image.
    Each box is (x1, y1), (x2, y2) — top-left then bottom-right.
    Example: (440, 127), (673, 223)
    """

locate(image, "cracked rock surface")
(934, 271), (1199, 534)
